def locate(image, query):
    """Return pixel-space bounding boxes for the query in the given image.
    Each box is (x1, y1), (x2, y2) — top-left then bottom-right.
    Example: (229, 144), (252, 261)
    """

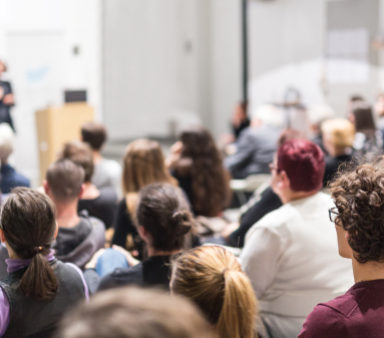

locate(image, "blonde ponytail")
(171, 246), (258, 338)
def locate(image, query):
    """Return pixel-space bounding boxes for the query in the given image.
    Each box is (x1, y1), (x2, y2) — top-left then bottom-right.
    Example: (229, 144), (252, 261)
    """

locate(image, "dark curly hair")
(330, 163), (384, 263)
(172, 126), (231, 217)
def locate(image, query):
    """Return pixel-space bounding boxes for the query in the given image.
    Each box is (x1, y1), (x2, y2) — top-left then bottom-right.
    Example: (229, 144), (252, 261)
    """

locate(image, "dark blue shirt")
(1, 164), (30, 194)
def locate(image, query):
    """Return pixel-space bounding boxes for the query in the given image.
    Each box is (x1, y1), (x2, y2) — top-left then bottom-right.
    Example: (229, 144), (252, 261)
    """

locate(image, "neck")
(147, 246), (180, 257)
(81, 182), (100, 199)
(280, 189), (318, 204)
(93, 151), (102, 164)
(352, 258), (384, 283)
(55, 200), (80, 228)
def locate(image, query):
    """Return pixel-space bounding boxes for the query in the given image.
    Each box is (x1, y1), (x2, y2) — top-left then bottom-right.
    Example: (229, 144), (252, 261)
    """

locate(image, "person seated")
(0, 123), (30, 195)
(59, 141), (118, 228)
(0, 188), (88, 337)
(81, 122), (121, 196)
(350, 102), (382, 158)
(224, 104), (284, 179)
(112, 139), (177, 258)
(300, 162), (384, 337)
(44, 159), (105, 269)
(240, 138), (353, 338)
(0, 60), (15, 131)
(87, 182), (194, 291)
(57, 287), (216, 338)
(321, 118), (355, 185)
(171, 245), (259, 338)
(167, 126), (231, 218)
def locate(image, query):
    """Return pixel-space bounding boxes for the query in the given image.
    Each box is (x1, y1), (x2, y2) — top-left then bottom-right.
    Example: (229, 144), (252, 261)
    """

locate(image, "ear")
(277, 170), (290, 189)
(78, 184), (85, 199)
(43, 180), (50, 195)
(137, 226), (150, 244)
(53, 222), (59, 240)
(0, 229), (5, 243)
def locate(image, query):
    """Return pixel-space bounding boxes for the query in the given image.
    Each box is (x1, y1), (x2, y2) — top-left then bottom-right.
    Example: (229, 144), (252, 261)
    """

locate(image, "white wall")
(0, 0), (102, 186)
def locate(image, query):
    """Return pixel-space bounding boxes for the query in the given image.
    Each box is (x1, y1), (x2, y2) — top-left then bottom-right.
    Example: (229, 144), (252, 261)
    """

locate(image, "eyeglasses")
(328, 207), (339, 223)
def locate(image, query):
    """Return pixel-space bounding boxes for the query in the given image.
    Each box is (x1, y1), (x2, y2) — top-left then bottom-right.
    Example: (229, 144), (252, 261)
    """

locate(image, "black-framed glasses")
(328, 207), (339, 223)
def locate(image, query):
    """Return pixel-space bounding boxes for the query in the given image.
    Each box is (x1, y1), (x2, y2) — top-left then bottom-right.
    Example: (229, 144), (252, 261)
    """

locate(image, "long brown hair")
(171, 246), (258, 338)
(122, 139), (176, 194)
(136, 183), (193, 251)
(0, 188), (58, 300)
(172, 127), (231, 216)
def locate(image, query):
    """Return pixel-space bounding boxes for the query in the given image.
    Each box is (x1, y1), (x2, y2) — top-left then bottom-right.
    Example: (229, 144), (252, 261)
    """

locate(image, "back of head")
(352, 102), (376, 132)
(59, 141), (94, 183)
(122, 139), (174, 193)
(57, 287), (217, 338)
(136, 183), (193, 252)
(177, 126), (231, 216)
(171, 246), (257, 338)
(179, 126), (217, 159)
(81, 121), (107, 151)
(321, 118), (355, 155)
(0, 188), (58, 300)
(46, 159), (85, 203)
(277, 138), (325, 192)
(0, 123), (14, 162)
(250, 104), (284, 128)
(330, 162), (384, 263)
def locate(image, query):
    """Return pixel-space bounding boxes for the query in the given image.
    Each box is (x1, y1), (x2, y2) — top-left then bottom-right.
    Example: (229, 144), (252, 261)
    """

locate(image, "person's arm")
(227, 187), (282, 247)
(2, 82), (14, 106)
(240, 222), (285, 297)
(0, 287), (10, 336)
(298, 304), (347, 338)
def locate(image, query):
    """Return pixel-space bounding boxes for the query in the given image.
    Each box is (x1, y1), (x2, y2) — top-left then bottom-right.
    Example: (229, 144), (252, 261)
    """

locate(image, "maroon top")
(299, 279), (384, 338)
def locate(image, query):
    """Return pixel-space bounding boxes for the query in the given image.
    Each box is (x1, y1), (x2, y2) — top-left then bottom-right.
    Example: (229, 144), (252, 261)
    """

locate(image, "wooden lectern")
(36, 103), (94, 184)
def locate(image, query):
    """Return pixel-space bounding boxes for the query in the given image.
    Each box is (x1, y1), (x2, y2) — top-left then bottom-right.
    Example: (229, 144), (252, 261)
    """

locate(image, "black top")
(78, 186), (117, 228)
(227, 186), (282, 248)
(323, 154), (353, 187)
(0, 80), (14, 130)
(111, 199), (145, 259)
(98, 255), (172, 291)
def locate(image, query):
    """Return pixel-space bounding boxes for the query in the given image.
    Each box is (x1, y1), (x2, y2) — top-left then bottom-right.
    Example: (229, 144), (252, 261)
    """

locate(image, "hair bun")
(172, 210), (192, 235)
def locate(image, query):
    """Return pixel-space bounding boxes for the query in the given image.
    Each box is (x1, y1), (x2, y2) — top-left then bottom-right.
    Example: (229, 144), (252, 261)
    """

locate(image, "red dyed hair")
(277, 139), (325, 192)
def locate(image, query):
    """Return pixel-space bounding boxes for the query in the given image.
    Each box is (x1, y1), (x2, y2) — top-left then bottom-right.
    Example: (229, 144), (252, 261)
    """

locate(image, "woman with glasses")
(300, 163), (384, 337)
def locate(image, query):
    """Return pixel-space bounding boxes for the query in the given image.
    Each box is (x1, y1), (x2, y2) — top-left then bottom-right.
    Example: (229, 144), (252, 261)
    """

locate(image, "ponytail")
(19, 250), (58, 300)
(171, 246), (258, 338)
(217, 270), (257, 338)
(0, 188), (59, 300)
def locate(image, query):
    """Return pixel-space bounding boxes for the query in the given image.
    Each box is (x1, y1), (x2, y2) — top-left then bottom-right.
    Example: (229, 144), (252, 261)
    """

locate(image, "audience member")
(225, 129), (302, 248)
(300, 162), (384, 337)
(0, 60), (15, 131)
(0, 188), (88, 337)
(44, 159), (105, 269)
(240, 139), (353, 338)
(81, 121), (121, 196)
(0, 123), (30, 195)
(59, 141), (118, 228)
(224, 104), (284, 178)
(57, 287), (217, 338)
(167, 126), (231, 217)
(321, 118), (355, 186)
(231, 101), (250, 139)
(112, 139), (177, 258)
(350, 102), (382, 158)
(91, 182), (194, 291)
(171, 245), (258, 338)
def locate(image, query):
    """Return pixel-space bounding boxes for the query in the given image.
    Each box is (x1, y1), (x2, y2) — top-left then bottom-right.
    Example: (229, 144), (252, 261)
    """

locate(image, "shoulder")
(299, 302), (348, 338)
(99, 264), (143, 290)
